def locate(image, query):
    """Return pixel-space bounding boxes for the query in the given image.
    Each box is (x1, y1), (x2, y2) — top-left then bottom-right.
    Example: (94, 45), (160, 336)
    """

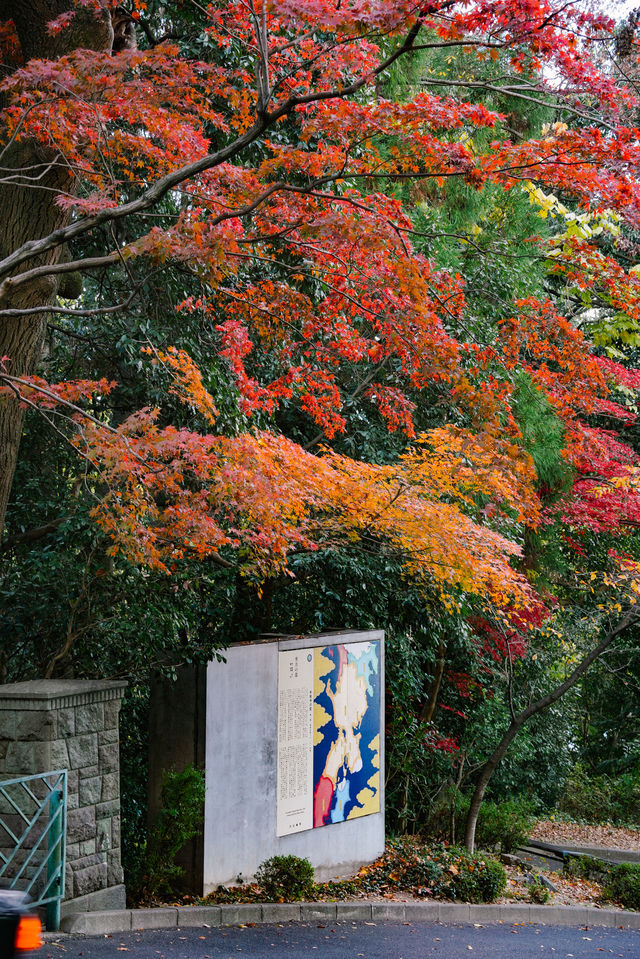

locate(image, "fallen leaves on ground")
(499, 865), (604, 907)
(531, 819), (640, 851)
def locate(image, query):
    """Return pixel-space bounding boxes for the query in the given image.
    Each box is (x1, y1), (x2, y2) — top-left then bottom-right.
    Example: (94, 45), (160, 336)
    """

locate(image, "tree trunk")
(463, 719), (523, 852)
(0, 1), (113, 539)
(420, 640), (445, 723)
(463, 608), (638, 852)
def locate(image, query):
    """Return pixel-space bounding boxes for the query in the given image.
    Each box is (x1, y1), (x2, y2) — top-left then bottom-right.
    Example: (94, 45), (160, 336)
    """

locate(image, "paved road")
(42, 920), (640, 959)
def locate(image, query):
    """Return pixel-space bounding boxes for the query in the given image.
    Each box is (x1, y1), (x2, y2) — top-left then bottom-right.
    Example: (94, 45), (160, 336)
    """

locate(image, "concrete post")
(0, 680), (127, 915)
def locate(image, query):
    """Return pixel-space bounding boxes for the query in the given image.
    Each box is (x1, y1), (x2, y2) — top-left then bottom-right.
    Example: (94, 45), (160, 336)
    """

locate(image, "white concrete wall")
(203, 632), (384, 891)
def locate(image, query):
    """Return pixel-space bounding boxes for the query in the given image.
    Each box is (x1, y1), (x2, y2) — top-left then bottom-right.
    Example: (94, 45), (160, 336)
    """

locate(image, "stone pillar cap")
(0, 680), (128, 710)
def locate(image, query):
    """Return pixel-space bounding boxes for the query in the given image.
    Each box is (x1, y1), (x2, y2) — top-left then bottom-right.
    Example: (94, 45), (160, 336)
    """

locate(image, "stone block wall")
(0, 680), (127, 912)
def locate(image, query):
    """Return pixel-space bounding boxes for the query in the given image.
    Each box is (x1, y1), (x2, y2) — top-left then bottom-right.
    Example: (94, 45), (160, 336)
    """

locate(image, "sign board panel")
(277, 640), (380, 836)
(276, 649), (314, 836)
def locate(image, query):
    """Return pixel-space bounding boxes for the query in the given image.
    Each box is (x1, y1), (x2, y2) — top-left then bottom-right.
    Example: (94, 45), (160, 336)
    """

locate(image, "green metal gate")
(0, 770), (67, 931)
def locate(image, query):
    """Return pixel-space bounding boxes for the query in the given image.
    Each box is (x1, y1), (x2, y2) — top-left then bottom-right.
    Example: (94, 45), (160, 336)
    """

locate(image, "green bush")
(419, 787), (467, 844)
(559, 765), (640, 827)
(255, 855), (315, 901)
(474, 800), (535, 854)
(355, 838), (506, 903)
(443, 853), (507, 903)
(423, 795), (534, 853)
(128, 764), (206, 903)
(427, 846), (507, 903)
(563, 854), (608, 882)
(565, 856), (640, 911)
(603, 863), (640, 911)
(528, 877), (550, 904)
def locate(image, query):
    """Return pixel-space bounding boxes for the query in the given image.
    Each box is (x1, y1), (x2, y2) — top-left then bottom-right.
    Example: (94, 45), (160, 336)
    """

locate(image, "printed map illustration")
(312, 641), (380, 827)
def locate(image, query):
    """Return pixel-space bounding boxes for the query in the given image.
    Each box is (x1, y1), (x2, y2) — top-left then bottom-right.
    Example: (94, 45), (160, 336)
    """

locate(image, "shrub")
(355, 838), (505, 903)
(474, 800), (535, 854)
(429, 847), (507, 903)
(528, 877), (550, 904)
(255, 855), (315, 901)
(603, 863), (640, 911)
(423, 795), (534, 853)
(420, 788), (467, 844)
(397, 855), (444, 890)
(128, 764), (206, 903)
(559, 765), (640, 827)
(563, 854), (608, 882)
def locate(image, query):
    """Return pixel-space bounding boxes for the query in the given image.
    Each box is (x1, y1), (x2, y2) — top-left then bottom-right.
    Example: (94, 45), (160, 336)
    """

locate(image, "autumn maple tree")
(3, 0), (640, 848)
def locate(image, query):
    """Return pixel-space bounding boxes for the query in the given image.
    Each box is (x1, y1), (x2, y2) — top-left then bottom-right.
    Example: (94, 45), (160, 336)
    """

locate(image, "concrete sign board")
(148, 630), (385, 893)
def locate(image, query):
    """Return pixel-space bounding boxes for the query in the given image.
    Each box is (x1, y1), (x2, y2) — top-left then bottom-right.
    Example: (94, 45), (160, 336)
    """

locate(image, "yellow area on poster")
(314, 648), (333, 745)
(350, 770), (380, 818)
(348, 733), (380, 818)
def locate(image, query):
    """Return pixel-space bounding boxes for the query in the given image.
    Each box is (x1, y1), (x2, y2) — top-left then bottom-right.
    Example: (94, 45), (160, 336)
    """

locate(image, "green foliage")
(563, 854), (608, 882)
(383, 625), (469, 835)
(473, 799), (535, 854)
(254, 855), (315, 902)
(422, 794), (534, 854)
(511, 373), (566, 492)
(419, 787), (467, 845)
(574, 645), (640, 777)
(119, 686), (150, 899)
(358, 837), (506, 903)
(565, 855), (640, 910)
(558, 764), (640, 827)
(127, 765), (206, 903)
(528, 877), (550, 904)
(603, 863), (640, 911)
(486, 704), (575, 808)
(441, 851), (507, 903)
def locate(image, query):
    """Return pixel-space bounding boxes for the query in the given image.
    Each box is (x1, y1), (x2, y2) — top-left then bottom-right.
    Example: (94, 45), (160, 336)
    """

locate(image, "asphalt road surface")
(42, 920), (640, 959)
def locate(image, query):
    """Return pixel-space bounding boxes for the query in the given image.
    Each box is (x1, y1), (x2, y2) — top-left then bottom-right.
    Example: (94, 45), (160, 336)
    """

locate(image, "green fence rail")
(0, 770), (67, 931)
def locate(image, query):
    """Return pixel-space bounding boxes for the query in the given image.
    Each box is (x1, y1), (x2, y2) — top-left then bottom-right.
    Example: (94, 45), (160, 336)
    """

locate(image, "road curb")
(58, 901), (640, 935)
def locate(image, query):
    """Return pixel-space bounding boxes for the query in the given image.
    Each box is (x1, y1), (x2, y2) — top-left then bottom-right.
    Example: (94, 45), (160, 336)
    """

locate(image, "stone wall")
(0, 680), (127, 913)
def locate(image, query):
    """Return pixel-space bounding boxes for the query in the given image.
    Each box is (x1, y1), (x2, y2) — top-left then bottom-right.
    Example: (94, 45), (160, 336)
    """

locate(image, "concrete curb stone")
(176, 905), (222, 927)
(300, 903), (337, 920)
(219, 903), (262, 925)
(405, 902), (439, 922)
(372, 902), (406, 921)
(438, 902), (471, 923)
(468, 904), (513, 923)
(261, 903), (301, 923)
(59, 901), (640, 935)
(60, 909), (133, 935)
(336, 902), (372, 921)
(132, 907), (179, 929)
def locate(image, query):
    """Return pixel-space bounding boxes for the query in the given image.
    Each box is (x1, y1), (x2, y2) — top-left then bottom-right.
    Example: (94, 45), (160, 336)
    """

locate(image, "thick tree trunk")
(0, 2), (113, 539)
(463, 609), (638, 852)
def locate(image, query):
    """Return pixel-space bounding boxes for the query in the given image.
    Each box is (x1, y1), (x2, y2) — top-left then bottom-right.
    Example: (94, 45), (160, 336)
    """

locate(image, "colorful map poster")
(313, 641), (381, 827)
(276, 640), (380, 836)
